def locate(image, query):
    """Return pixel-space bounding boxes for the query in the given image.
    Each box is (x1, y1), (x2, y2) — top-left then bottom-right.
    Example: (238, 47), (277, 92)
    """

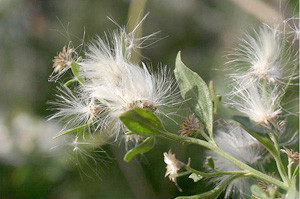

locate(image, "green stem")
(158, 131), (289, 190)
(185, 165), (247, 177)
(270, 126), (290, 185)
(288, 163), (292, 180)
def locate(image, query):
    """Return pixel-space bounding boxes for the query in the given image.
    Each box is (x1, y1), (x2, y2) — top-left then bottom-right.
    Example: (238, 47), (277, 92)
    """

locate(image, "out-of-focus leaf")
(250, 185), (269, 199)
(120, 107), (163, 136)
(188, 173), (203, 182)
(70, 57), (85, 84)
(123, 137), (155, 162)
(174, 51), (213, 137)
(52, 122), (93, 139)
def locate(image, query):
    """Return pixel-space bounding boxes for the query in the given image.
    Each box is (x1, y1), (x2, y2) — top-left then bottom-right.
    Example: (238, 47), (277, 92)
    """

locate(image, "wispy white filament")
(206, 124), (262, 198)
(228, 83), (282, 127)
(228, 24), (290, 86)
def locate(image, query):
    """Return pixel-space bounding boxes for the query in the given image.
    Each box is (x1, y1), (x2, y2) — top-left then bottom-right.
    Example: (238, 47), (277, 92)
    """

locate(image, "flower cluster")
(49, 18), (180, 155)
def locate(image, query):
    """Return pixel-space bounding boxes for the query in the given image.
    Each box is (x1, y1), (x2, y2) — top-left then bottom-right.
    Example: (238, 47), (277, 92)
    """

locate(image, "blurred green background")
(0, 0), (298, 198)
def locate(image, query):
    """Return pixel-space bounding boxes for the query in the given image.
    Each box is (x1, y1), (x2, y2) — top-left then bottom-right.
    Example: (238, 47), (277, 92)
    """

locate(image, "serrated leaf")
(188, 173), (203, 182)
(176, 175), (241, 199)
(174, 51), (213, 136)
(205, 156), (215, 170)
(123, 137), (155, 162)
(120, 107), (163, 136)
(251, 185), (269, 199)
(52, 122), (93, 139)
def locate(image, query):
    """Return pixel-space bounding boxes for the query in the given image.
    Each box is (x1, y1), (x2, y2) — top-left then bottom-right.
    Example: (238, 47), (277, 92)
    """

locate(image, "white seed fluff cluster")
(206, 124), (262, 199)
(49, 18), (179, 143)
(227, 23), (298, 128)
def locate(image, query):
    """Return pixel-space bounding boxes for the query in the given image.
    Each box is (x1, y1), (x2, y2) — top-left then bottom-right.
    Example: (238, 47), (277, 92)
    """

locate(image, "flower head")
(48, 86), (103, 133)
(228, 24), (294, 86)
(78, 27), (179, 138)
(228, 84), (282, 127)
(281, 146), (299, 165)
(179, 113), (200, 137)
(163, 150), (183, 182)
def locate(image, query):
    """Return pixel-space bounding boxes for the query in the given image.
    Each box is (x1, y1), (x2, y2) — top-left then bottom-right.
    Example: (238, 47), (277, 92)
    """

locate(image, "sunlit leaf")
(123, 137), (155, 162)
(174, 51), (213, 137)
(188, 173), (203, 182)
(120, 107), (164, 136)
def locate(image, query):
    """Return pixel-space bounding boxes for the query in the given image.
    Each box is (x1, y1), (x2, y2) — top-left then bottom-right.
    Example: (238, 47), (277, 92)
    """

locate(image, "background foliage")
(0, 0), (298, 198)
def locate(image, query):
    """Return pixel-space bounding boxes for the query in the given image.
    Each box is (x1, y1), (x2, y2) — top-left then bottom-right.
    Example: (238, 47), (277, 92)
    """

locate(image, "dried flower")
(52, 45), (74, 73)
(163, 150), (183, 182)
(179, 113), (200, 137)
(281, 146), (299, 165)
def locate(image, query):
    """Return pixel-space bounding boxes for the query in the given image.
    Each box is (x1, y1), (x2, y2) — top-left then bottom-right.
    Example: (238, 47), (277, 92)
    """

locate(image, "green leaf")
(120, 107), (164, 136)
(188, 173), (203, 182)
(123, 137), (155, 162)
(250, 185), (269, 199)
(70, 57), (85, 84)
(205, 156), (215, 170)
(52, 122), (93, 139)
(176, 175), (241, 199)
(174, 51), (213, 136)
(64, 79), (77, 87)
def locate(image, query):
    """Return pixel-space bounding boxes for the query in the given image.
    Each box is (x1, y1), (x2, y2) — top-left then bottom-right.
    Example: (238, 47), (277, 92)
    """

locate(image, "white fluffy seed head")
(48, 86), (103, 133)
(78, 25), (180, 138)
(206, 124), (262, 198)
(228, 24), (294, 86)
(228, 83), (282, 127)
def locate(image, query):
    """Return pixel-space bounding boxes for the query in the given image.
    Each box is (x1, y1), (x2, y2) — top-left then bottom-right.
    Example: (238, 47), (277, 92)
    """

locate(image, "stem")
(127, 0), (147, 64)
(270, 126), (290, 185)
(158, 131), (289, 190)
(185, 165), (247, 177)
(288, 163), (292, 180)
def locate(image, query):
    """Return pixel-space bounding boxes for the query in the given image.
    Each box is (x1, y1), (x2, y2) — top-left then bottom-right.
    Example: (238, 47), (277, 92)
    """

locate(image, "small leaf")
(64, 79), (77, 87)
(52, 122), (93, 139)
(250, 185), (269, 199)
(176, 175), (241, 199)
(205, 156), (215, 170)
(174, 51), (213, 136)
(188, 173), (203, 182)
(70, 57), (85, 84)
(123, 137), (155, 162)
(120, 107), (164, 136)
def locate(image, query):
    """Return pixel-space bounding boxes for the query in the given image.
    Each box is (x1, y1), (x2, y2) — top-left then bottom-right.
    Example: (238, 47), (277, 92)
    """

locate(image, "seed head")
(281, 146), (299, 165)
(163, 150), (183, 182)
(52, 45), (74, 73)
(179, 113), (200, 137)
